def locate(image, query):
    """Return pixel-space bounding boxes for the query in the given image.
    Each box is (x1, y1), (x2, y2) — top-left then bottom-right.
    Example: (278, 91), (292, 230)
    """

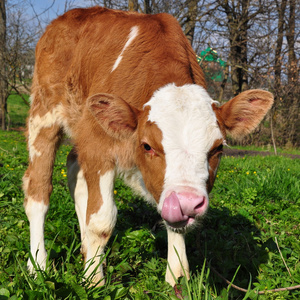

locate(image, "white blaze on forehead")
(146, 84), (222, 197)
(111, 26), (139, 72)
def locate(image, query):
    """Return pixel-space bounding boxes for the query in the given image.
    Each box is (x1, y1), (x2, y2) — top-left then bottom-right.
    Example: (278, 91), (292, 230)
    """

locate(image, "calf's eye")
(142, 143), (156, 156)
(144, 143), (152, 151)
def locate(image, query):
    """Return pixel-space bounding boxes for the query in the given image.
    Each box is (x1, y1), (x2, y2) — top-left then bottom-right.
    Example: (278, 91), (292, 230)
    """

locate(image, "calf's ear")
(217, 89), (274, 139)
(88, 93), (138, 139)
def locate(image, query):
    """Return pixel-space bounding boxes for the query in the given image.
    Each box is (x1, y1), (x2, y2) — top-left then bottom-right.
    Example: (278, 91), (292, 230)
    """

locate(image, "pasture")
(0, 96), (299, 299)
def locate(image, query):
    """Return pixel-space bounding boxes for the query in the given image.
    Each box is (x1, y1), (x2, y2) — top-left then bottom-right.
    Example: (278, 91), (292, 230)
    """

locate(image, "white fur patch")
(85, 170), (117, 280)
(74, 170), (88, 245)
(25, 199), (49, 273)
(97, 170), (118, 234)
(118, 167), (156, 206)
(29, 95), (34, 104)
(111, 26), (139, 72)
(28, 104), (66, 161)
(146, 84), (223, 211)
(165, 228), (189, 286)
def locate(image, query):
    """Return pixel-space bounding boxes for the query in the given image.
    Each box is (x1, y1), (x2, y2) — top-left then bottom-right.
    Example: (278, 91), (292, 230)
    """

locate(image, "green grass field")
(0, 129), (299, 299)
(0, 95), (300, 299)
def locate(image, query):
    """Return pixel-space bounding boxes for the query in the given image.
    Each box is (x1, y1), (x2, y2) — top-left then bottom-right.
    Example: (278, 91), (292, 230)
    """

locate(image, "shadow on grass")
(112, 195), (271, 297)
(46, 172), (271, 298)
(187, 206), (272, 298)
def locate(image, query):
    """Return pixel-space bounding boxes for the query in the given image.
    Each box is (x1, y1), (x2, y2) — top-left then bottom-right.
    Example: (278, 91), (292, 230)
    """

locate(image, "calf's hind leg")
(23, 107), (63, 273)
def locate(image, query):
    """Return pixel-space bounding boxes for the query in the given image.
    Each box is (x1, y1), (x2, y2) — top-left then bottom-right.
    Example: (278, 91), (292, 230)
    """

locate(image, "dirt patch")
(10, 127), (26, 132)
(223, 148), (300, 159)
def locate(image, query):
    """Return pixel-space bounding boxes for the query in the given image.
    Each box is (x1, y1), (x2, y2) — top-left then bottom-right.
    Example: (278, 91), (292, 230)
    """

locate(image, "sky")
(24, 0), (89, 22)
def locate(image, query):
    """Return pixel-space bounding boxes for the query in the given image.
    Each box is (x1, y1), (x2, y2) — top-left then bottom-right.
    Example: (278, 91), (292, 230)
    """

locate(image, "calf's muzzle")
(161, 190), (208, 229)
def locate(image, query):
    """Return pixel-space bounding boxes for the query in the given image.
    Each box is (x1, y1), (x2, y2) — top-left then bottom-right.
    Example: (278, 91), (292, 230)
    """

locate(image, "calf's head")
(88, 84), (273, 232)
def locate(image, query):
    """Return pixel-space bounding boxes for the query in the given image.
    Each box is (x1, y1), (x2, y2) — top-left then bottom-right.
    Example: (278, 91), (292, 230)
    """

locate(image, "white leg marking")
(165, 227), (189, 286)
(111, 26), (139, 72)
(85, 170), (117, 284)
(74, 170), (88, 253)
(25, 199), (49, 273)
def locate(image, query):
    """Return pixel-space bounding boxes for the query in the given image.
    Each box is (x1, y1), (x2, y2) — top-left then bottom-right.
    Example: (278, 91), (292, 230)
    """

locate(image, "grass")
(6, 94), (30, 129)
(1, 95), (300, 298)
(0, 130), (299, 298)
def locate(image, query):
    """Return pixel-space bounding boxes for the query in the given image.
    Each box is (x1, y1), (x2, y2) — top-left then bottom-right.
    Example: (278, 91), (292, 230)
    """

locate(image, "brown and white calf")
(23, 7), (273, 286)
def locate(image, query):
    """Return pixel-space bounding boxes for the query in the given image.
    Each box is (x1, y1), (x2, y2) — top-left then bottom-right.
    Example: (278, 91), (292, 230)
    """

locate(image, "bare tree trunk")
(286, 0), (297, 86)
(285, 0), (299, 146)
(128, 0), (139, 11)
(270, 107), (277, 155)
(0, 0), (7, 130)
(144, 0), (152, 14)
(222, 0), (249, 96)
(270, 0), (287, 149)
(274, 0), (287, 90)
(184, 0), (197, 45)
(239, 0), (249, 93)
(218, 64), (229, 102)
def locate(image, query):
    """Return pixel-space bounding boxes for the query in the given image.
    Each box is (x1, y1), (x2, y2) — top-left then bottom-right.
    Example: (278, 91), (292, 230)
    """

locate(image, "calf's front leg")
(165, 227), (190, 286)
(23, 122), (62, 273)
(84, 169), (117, 286)
(68, 152), (117, 286)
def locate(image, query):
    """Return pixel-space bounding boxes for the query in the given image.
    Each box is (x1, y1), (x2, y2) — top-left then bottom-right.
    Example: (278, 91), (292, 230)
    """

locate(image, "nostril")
(194, 201), (204, 210)
(176, 192), (207, 216)
(194, 197), (205, 214)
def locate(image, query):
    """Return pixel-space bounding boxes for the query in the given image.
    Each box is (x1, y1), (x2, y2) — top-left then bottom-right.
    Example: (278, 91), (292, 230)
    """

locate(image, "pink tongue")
(161, 192), (188, 224)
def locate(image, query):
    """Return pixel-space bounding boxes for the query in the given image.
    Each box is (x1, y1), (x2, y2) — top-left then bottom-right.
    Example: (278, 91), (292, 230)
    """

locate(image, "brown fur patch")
(24, 124), (62, 204)
(136, 111), (166, 202)
(207, 138), (223, 192)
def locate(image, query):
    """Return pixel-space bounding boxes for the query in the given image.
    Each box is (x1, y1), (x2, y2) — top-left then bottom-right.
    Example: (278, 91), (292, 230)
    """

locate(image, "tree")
(284, 0), (299, 146)
(182, 0), (198, 45)
(0, 0), (63, 130)
(286, 0), (297, 87)
(219, 0), (265, 96)
(6, 6), (35, 101)
(0, 0), (7, 130)
(0, 0), (298, 145)
(128, 0), (139, 11)
(274, 0), (287, 92)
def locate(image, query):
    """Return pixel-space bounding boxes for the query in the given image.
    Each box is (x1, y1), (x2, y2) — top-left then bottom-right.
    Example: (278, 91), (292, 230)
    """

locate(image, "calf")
(23, 7), (273, 286)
